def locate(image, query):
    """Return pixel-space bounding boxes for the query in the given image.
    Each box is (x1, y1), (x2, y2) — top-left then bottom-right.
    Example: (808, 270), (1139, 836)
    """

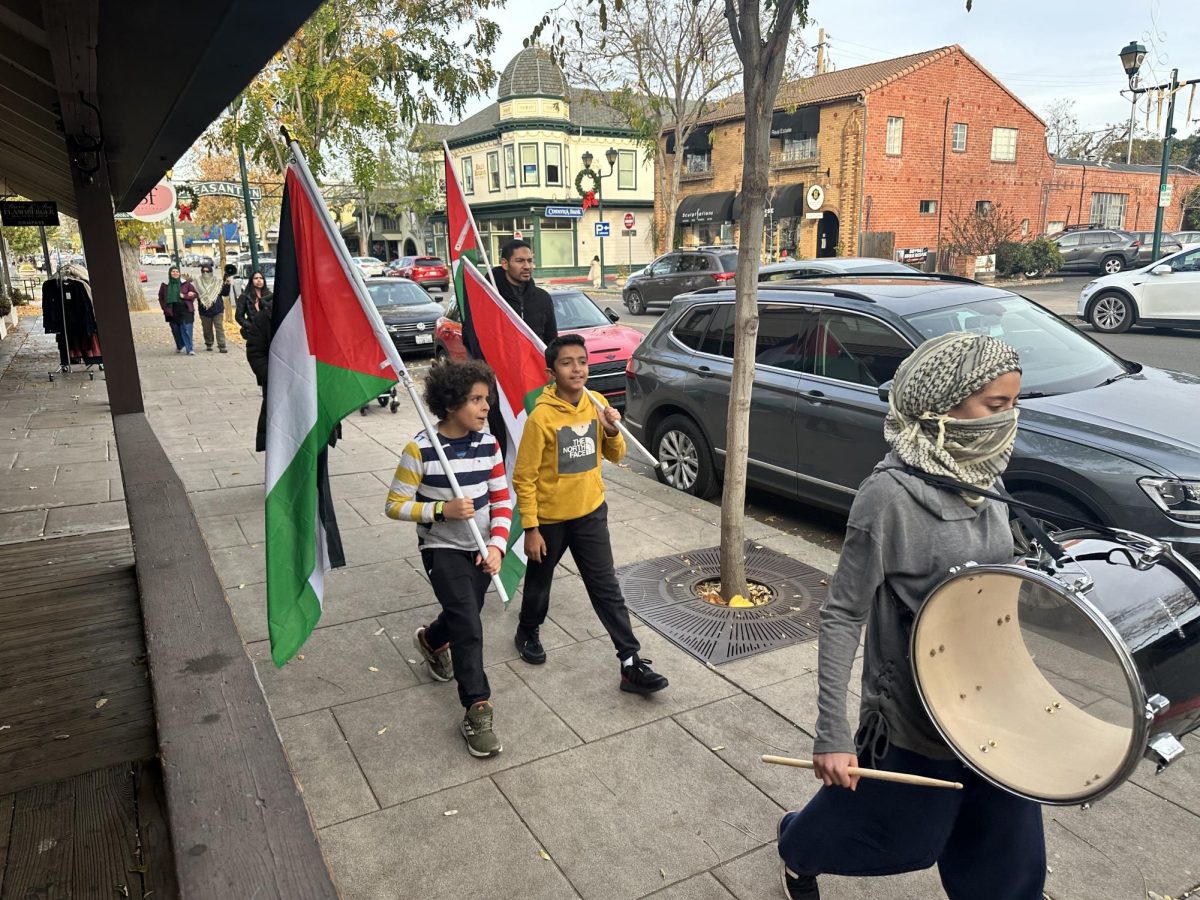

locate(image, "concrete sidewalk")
(2, 310), (1198, 900)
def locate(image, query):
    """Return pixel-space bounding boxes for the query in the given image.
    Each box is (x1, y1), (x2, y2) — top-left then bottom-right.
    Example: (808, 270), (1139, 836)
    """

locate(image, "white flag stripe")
(265, 298), (317, 495)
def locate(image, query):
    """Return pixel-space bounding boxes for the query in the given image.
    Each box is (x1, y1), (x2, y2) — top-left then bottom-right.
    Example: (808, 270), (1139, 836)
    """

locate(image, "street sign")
(192, 181), (263, 201)
(545, 205), (584, 218)
(0, 200), (58, 227)
(621, 229), (637, 237)
(513, 230), (523, 240)
(806, 185), (825, 211)
(623, 212), (635, 229)
(1159, 184), (1174, 208)
(595, 221), (610, 238)
(129, 182), (177, 223)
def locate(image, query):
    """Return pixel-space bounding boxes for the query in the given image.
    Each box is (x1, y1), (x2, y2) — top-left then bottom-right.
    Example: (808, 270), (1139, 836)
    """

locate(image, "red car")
(435, 288), (643, 408)
(387, 255), (449, 293)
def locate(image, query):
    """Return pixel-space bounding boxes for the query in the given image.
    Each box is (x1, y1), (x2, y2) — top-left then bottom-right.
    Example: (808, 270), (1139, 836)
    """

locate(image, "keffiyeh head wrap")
(884, 332), (1022, 504)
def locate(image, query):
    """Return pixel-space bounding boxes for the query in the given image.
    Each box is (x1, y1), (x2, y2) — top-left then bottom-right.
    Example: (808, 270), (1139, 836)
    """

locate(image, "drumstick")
(761, 755), (964, 790)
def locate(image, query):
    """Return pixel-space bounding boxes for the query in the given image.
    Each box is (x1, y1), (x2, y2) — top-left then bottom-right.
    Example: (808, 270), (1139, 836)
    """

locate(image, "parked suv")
(624, 273), (1200, 561)
(387, 255), (449, 292)
(622, 248), (738, 315)
(1126, 231), (1183, 264)
(1049, 228), (1140, 274)
(1078, 246), (1200, 333)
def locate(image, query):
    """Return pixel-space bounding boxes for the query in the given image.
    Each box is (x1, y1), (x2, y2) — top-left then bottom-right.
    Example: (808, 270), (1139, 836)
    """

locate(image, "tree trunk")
(719, 0), (799, 602)
(118, 241), (149, 311)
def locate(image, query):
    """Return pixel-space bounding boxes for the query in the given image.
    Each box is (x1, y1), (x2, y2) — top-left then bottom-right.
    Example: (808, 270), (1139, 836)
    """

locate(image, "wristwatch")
(433, 501), (446, 522)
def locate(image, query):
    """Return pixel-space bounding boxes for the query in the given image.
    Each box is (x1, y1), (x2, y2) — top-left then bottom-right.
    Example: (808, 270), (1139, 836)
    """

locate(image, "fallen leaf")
(407, 659), (418, 665)
(728, 595), (754, 608)
(368, 666), (379, 672)
(54, 733), (70, 740)
(377, 727), (388, 736)
(374, 627), (386, 636)
(297, 654), (305, 660)
(710, 745), (726, 752)
(0, 725), (10, 731)
(660, 868), (667, 879)
(443, 809), (459, 817)
(95, 698), (108, 709)
(238, 583), (245, 589)
(538, 849), (551, 861)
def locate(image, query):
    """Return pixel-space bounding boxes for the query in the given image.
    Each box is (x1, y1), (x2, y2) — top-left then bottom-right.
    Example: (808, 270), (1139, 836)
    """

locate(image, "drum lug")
(1146, 732), (1187, 773)
(948, 561), (978, 575)
(1145, 693), (1171, 719)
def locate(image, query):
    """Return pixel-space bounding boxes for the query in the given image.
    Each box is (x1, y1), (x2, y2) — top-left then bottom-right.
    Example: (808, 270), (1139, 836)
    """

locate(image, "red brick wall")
(1044, 163), (1200, 232)
(862, 48), (1052, 254)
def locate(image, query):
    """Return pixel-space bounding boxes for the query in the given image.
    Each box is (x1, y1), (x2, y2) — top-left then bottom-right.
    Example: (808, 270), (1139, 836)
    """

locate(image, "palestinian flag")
(459, 257), (549, 598)
(265, 162), (399, 666)
(444, 142), (492, 313)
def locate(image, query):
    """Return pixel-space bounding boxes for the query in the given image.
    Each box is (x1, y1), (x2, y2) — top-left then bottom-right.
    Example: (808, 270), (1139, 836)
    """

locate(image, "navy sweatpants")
(778, 743), (1045, 899)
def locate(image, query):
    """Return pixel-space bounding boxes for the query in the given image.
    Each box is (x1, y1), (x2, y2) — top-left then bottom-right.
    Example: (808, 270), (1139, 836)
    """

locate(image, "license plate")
(415, 333), (433, 344)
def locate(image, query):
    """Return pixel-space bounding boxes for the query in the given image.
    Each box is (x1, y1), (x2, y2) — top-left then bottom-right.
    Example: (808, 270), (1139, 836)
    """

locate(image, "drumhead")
(912, 564), (1146, 804)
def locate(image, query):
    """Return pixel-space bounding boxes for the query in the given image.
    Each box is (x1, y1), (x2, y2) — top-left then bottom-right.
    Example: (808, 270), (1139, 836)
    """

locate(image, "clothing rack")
(42, 264), (104, 381)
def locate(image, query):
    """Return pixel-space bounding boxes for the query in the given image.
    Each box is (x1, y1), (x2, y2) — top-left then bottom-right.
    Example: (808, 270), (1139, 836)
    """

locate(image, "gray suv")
(1127, 231), (1183, 264)
(622, 247), (738, 315)
(1050, 228), (1140, 274)
(624, 274), (1200, 561)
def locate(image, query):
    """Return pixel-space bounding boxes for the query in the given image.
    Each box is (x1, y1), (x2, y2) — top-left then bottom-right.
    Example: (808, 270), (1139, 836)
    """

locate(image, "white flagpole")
(286, 132), (510, 605)
(444, 145), (658, 468)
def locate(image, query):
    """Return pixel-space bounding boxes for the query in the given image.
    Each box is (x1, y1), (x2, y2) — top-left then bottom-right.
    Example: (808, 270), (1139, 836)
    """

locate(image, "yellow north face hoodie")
(513, 384), (625, 527)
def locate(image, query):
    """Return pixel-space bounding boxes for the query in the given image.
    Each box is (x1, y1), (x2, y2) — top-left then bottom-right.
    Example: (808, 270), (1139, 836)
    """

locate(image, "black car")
(624, 273), (1200, 562)
(365, 277), (444, 354)
(622, 247), (738, 315)
(758, 257), (918, 281)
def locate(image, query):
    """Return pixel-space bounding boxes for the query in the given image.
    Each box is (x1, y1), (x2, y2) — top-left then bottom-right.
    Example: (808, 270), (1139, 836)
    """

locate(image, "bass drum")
(911, 533), (1200, 805)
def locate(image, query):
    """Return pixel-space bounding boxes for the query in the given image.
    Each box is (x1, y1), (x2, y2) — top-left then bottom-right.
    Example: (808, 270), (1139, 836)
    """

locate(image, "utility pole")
(816, 28), (825, 75)
(237, 140), (259, 272)
(1151, 69), (1179, 261)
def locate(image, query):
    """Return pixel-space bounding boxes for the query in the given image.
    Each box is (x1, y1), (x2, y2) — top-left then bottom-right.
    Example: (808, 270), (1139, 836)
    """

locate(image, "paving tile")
(211, 465), (265, 488)
(334, 665), (581, 807)
(44, 500), (129, 535)
(276, 709), (378, 828)
(750, 659), (863, 737)
(209, 542), (265, 588)
(378, 597), (573, 686)
(319, 778), (578, 900)
(674, 696), (819, 811)
(198, 513), (249, 550)
(249, 618), (419, 718)
(320, 558), (438, 628)
(14, 441), (109, 466)
(1129, 732), (1200, 810)
(606, 521), (679, 568)
(330, 471), (394, 499)
(714, 640), (820, 692)
(537, 571), (650, 644)
(494, 717), (781, 900)
(509, 628), (739, 742)
(0, 508), (46, 543)
(225, 582), (268, 642)
(188, 483), (266, 517)
(0, 464), (58, 489)
(643, 872), (734, 900)
(630, 514), (723, 552)
(51, 458), (121, 483)
(712, 844), (945, 900)
(0, 479), (108, 513)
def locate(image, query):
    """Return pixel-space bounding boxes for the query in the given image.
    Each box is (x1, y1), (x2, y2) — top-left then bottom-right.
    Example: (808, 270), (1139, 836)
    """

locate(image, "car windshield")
(718, 253), (739, 271)
(904, 295), (1128, 395)
(552, 291), (611, 329)
(368, 281), (432, 307)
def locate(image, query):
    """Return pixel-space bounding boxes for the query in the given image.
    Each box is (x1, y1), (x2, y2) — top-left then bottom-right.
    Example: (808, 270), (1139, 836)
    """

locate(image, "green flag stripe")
(266, 360), (395, 666)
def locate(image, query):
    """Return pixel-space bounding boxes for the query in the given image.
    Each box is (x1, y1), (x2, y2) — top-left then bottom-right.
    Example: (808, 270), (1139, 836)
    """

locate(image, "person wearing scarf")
(195, 263), (227, 353)
(777, 332), (1043, 900)
(157, 266), (199, 355)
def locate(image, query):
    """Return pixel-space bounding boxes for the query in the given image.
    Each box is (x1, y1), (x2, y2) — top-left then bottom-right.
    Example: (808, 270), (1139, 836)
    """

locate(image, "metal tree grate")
(617, 541), (829, 665)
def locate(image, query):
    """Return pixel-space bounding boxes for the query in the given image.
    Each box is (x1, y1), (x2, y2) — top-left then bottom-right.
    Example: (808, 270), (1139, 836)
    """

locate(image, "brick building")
(659, 45), (1200, 263)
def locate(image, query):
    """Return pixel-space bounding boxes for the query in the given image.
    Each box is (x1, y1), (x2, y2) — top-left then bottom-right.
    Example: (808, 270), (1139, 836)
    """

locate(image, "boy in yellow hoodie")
(512, 334), (668, 694)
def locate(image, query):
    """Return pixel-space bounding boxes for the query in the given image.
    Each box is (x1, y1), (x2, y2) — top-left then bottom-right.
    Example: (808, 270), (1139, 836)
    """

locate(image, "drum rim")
(911, 561), (1150, 806)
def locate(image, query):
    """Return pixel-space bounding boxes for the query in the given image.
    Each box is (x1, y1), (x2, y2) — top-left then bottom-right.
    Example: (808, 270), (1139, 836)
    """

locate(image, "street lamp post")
(228, 100), (260, 272)
(581, 147), (618, 289)
(1119, 40), (1147, 165)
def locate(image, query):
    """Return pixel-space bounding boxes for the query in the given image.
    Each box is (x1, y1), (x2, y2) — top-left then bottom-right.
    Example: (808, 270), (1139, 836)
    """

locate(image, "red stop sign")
(623, 213), (635, 230)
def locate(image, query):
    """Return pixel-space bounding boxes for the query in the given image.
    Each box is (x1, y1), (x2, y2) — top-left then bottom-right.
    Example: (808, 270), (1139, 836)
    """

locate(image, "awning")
(770, 106), (820, 140)
(731, 183), (806, 221)
(666, 124), (714, 155)
(676, 191), (736, 225)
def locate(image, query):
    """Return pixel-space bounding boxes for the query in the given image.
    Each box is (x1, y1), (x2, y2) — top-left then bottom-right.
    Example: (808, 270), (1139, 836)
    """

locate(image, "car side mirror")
(877, 380), (893, 403)
(1151, 264), (1172, 276)
(604, 307), (620, 323)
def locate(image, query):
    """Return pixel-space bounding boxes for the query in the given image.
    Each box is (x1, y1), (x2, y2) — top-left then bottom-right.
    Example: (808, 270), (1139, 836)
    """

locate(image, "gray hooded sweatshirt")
(814, 452), (1013, 760)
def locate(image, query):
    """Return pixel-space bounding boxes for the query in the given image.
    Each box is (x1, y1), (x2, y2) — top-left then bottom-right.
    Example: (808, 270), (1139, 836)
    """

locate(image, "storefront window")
(539, 218), (573, 267)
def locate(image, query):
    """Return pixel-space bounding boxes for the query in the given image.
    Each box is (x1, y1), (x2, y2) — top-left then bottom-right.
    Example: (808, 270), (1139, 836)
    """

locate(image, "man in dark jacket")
(489, 239), (557, 345)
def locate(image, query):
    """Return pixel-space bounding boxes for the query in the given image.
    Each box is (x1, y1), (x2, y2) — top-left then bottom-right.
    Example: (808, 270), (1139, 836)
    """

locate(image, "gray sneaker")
(461, 701), (502, 757)
(413, 627), (453, 682)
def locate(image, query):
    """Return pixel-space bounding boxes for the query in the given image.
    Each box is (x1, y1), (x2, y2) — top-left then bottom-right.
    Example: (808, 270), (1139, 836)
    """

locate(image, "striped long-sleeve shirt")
(384, 430), (512, 554)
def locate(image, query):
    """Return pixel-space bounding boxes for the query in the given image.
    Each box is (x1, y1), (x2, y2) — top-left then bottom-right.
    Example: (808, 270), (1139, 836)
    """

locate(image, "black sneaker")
(514, 625), (546, 665)
(619, 654), (668, 695)
(778, 818), (820, 899)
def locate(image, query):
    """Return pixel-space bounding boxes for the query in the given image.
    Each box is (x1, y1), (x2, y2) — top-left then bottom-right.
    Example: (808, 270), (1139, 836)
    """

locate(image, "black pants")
(519, 502), (640, 659)
(422, 548), (490, 708)
(778, 742), (1046, 899)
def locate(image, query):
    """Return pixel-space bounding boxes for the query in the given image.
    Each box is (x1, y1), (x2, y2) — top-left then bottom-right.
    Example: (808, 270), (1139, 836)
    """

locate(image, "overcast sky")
(457, 0), (1198, 138)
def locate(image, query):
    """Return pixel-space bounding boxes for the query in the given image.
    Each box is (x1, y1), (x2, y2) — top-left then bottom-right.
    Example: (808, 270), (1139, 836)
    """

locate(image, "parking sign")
(595, 221), (610, 238)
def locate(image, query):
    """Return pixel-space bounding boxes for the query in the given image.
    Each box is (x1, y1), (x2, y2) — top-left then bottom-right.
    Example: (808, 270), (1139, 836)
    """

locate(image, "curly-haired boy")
(385, 359), (511, 757)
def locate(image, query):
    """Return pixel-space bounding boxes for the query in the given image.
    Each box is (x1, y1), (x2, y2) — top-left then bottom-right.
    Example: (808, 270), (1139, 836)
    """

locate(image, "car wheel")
(1088, 292), (1134, 333)
(1101, 255), (1125, 275)
(653, 415), (717, 499)
(434, 345), (449, 363)
(1009, 488), (1094, 554)
(625, 290), (646, 315)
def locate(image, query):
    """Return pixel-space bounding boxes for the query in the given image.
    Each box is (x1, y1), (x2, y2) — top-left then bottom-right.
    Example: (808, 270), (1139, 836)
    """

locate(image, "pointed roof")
(497, 47), (568, 101)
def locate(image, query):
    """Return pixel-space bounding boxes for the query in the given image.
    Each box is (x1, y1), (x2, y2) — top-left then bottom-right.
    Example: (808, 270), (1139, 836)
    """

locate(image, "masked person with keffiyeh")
(776, 332), (1045, 900)
(195, 263), (227, 352)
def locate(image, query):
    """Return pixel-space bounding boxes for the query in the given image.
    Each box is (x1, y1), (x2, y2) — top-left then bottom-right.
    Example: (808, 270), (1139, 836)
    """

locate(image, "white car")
(352, 256), (388, 278)
(1077, 246), (1200, 333)
(1176, 231), (1200, 252)
(151, 254), (173, 265)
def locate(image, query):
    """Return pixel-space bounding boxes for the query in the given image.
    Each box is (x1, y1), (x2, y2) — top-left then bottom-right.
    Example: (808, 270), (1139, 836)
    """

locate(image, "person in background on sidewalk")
(588, 254), (601, 290)
(219, 262), (241, 329)
(384, 359), (511, 758)
(235, 270), (272, 339)
(512, 334), (667, 695)
(488, 239), (557, 346)
(157, 266), (198, 355)
(195, 263), (227, 352)
(776, 332), (1042, 900)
